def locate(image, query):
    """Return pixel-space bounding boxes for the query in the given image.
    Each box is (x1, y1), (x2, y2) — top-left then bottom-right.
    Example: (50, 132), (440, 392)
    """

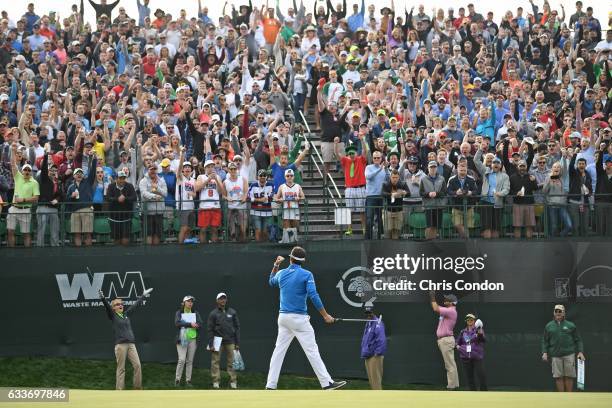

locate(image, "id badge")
(466, 345), (472, 353)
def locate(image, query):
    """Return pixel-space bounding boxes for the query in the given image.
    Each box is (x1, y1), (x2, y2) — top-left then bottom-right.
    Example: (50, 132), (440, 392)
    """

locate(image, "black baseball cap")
(444, 294), (458, 304)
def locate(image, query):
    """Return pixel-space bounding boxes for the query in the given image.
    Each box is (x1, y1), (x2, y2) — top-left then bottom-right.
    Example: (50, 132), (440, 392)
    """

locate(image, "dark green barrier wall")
(1, 242), (611, 391)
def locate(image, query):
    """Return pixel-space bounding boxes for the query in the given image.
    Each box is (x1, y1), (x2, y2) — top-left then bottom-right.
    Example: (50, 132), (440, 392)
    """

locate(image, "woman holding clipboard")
(174, 295), (203, 387)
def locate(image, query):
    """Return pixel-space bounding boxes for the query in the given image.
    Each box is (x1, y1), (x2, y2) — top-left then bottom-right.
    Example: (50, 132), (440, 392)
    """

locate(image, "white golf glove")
(475, 319), (483, 329)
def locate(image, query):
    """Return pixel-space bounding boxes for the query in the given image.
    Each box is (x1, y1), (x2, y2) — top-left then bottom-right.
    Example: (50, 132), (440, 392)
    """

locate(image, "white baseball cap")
(216, 292), (227, 300)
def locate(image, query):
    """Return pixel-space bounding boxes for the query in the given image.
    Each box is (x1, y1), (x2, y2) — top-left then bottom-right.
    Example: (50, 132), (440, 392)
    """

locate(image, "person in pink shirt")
(430, 291), (459, 390)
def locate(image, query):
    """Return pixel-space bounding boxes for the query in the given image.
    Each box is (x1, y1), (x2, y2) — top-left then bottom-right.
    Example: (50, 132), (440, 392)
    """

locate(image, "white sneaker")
(213, 382), (220, 389)
(230, 382), (238, 389)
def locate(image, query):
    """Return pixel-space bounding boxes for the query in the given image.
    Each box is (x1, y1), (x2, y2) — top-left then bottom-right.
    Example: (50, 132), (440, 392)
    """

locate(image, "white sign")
(577, 358), (585, 390)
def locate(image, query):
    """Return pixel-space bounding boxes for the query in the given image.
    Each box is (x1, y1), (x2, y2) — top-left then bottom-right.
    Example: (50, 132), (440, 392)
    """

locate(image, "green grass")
(6, 390), (612, 408)
(3, 358), (611, 408)
(1, 356), (428, 390)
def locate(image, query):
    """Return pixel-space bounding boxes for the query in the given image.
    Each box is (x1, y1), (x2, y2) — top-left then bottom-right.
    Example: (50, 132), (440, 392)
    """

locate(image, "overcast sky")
(1, 0), (608, 32)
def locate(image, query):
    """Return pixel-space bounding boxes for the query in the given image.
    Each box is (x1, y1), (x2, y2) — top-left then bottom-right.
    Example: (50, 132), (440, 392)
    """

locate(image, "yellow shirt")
(13, 170), (40, 207)
(92, 142), (107, 163)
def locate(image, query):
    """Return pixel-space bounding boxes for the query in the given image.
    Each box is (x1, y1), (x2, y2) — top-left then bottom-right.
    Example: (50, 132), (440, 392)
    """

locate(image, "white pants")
(175, 341), (198, 382)
(266, 313), (333, 389)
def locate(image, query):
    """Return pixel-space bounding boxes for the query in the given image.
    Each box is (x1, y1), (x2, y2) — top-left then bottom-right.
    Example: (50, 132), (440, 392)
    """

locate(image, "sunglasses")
(114, 303), (124, 307)
(22, 169), (32, 172)
(554, 309), (563, 313)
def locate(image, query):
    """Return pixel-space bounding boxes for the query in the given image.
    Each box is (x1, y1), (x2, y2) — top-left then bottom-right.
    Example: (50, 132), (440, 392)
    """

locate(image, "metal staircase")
(296, 109), (363, 240)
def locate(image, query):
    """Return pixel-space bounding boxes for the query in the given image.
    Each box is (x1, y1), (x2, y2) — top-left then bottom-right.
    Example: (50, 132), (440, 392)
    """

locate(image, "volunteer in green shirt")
(7, 143), (39, 247)
(541, 304), (585, 392)
(174, 295), (203, 387)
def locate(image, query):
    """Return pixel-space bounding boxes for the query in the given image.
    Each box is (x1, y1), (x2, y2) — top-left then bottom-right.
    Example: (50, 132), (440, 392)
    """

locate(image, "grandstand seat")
(0, 218), (7, 242)
(131, 217), (142, 242)
(93, 217), (111, 243)
(469, 211), (482, 236)
(409, 212), (427, 240)
(440, 212), (455, 239)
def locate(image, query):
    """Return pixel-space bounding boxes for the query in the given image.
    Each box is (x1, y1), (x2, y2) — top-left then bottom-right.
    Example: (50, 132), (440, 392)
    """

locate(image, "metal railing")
(0, 199), (310, 246)
(1, 195), (611, 246)
(297, 110), (342, 208)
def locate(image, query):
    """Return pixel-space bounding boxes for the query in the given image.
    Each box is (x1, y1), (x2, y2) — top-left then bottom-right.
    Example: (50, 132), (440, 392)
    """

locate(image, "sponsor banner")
(1, 242), (611, 391)
(56, 271), (150, 308)
(334, 241), (612, 306)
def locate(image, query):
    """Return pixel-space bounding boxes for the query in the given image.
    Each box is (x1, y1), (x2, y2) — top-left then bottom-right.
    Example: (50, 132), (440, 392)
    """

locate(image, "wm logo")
(56, 272), (146, 301)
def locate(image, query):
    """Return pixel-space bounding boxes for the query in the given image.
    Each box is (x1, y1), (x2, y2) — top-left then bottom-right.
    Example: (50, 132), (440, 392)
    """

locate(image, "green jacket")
(541, 319), (584, 357)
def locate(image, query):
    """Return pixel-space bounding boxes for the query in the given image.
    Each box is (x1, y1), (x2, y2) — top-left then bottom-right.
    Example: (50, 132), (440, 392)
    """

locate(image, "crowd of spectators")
(0, 0), (610, 247)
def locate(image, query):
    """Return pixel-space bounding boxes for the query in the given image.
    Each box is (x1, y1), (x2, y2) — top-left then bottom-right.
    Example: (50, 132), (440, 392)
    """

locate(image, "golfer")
(98, 289), (150, 390)
(266, 246), (347, 390)
(430, 291), (460, 390)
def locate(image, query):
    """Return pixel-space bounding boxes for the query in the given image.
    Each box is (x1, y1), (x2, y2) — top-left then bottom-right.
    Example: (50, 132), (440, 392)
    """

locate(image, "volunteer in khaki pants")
(207, 292), (240, 389)
(99, 289), (148, 390)
(360, 306), (387, 390)
(430, 291), (460, 390)
(266, 247), (347, 390)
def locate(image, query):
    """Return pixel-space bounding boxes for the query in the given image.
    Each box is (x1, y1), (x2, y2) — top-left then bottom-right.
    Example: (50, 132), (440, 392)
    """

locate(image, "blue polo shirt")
(269, 264), (324, 314)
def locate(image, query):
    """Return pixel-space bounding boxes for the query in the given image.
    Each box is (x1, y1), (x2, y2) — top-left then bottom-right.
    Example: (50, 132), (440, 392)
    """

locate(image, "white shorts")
(345, 187), (366, 213)
(283, 208), (300, 220)
(7, 206), (32, 232)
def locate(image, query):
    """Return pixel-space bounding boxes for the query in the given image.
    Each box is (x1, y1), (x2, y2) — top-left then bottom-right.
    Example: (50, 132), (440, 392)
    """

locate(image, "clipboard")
(207, 336), (223, 352)
(181, 313), (196, 323)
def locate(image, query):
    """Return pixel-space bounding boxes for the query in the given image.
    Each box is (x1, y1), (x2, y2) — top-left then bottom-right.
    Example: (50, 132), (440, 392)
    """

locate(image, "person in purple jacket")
(456, 314), (487, 391)
(360, 306), (387, 390)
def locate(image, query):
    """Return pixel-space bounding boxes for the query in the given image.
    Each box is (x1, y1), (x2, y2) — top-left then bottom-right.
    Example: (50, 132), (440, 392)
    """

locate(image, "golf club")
(335, 314), (383, 323)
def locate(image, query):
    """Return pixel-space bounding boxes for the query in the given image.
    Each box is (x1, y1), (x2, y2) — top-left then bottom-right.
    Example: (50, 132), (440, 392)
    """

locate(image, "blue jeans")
(548, 206), (572, 237)
(365, 196), (383, 240)
(293, 93), (306, 115)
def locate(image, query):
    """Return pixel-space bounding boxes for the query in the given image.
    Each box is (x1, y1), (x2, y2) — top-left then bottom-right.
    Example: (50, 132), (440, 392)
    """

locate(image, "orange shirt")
(562, 128), (572, 147)
(39, 27), (55, 40)
(262, 18), (281, 44)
